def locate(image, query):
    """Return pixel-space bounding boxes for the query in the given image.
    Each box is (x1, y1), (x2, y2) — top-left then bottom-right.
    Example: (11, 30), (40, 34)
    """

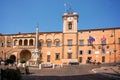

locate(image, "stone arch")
(24, 39), (28, 46)
(14, 40), (17, 46)
(46, 39), (52, 47)
(29, 39), (33, 46)
(20, 50), (31, 61)
(19, 39), (22, 46)
(9, 55), (16, 62)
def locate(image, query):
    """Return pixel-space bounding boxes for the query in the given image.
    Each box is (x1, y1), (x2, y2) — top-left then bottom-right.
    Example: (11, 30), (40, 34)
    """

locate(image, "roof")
(1, 27), (120, 36)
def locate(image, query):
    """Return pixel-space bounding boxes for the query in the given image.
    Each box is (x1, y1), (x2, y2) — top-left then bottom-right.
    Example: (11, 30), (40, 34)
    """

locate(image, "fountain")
(29, 26), (40, 67)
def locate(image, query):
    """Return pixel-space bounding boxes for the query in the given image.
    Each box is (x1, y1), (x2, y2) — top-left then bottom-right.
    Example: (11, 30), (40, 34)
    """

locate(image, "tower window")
(68, 39), (72, 46)
(68, 22), (72, 30)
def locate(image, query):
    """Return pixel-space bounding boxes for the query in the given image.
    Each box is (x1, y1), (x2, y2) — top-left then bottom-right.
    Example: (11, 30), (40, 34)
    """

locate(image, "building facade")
(0, 11), (120, 64)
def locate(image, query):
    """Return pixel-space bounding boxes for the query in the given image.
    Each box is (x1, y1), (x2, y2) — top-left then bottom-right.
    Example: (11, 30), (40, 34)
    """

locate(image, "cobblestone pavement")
(22, 64), (120, 80)
(1, 64), (120, 80)
(92, 65), (120, 79)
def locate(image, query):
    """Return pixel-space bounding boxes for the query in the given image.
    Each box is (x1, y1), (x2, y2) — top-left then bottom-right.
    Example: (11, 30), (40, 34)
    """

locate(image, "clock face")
(67, 17), (72, 21)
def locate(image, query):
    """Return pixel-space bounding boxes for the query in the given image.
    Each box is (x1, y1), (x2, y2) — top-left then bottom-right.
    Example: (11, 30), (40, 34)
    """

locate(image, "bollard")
(61, 64), (63, 68)
(52, 64), (55, 69)
(39, 64), (42, 69)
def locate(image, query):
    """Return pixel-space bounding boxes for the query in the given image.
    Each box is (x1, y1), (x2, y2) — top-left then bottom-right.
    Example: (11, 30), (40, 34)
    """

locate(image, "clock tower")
(62, 9), (79, 62)
(62, 11), (79, 33)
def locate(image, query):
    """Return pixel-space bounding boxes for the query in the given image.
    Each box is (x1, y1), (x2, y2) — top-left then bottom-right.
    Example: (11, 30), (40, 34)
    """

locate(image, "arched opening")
(54, 39), (60, 47)
(7, 41), (11, 47)
(20, 50), (31, 61)
(14, 40), (17, 46)
(38, 39), (44, 48)
(19, 39), (22, 46)
(68, 22), (72, 30)
(29, 39), (33, 46)
(24, 39), (28, 46)
(46, 39), (52, 47)
(9, 55), (16, 62)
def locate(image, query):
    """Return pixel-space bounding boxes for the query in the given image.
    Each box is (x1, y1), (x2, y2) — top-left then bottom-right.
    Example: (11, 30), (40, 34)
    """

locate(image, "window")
(24, 39), (28, 46)
(1, 41), (4, 47)
(29, 39), (33, 46)
(47, 41), (52, 47)
(80, 40), (84, 46)
(68, 22), (72, 30)
(89, 30), (91, 33)
(102, 29), (105, 32)
(47, 55), (50, 62)
(68, 39), (72, 46)
(79, 57), (82, 63)
(14, 40), (17, 46)
(7, 41), (11, 47)
(80, 31), (83, 34)
(88, 50), (92, 54)
(88, 39), (92, 46)
(39, 42), (42, 47)
(79, 50), (83, 55)
(19, 40), (22, 46)
(56, 41), (60, 47)
(68, 53), (72, 59)
(102, 56), (105, 62)
(55, 53), (60, 60)
(38, 40), (43, 48)
(101, 48), (106, 54)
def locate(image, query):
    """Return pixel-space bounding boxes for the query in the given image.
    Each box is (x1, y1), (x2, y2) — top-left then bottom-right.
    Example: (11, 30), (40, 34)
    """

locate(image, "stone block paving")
(22, 65), (120, 80)
(92, 65), (120, 79)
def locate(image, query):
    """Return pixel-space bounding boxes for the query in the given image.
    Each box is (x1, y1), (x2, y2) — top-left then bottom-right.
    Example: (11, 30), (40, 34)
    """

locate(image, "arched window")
(1, 40), (4, 47)
(68, 22), (72, 30)
(24, 39), (28, 46)
(55, 39), (60, 47)
(38, 39), (43, 47)
(29, 39), (33, 46)
(14, 40), (17, 46)
(46, 39), (52, 47)
(19, 39), (22, 46)
(7, 41), (11, 47)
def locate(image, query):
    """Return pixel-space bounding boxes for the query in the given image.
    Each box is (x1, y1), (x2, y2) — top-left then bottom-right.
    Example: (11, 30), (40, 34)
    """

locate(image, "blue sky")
(0, 0), (120, 34)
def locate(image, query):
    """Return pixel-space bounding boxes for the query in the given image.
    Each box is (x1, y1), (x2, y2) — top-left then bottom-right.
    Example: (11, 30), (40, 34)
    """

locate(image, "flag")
(89, 36), (95, 43)
(101, 36), (106, 42)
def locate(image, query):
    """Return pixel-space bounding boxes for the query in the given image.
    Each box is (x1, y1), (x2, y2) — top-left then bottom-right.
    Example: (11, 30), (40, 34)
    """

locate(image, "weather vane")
(64, 3), (73, 14)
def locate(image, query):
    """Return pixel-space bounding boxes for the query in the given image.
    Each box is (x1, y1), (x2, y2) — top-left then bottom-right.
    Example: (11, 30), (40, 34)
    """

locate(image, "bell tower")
(62, 8), (79, 33)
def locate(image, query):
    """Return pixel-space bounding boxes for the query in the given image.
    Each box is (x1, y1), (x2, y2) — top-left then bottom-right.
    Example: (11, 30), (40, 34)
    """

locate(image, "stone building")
(0, 11), (120, 65)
